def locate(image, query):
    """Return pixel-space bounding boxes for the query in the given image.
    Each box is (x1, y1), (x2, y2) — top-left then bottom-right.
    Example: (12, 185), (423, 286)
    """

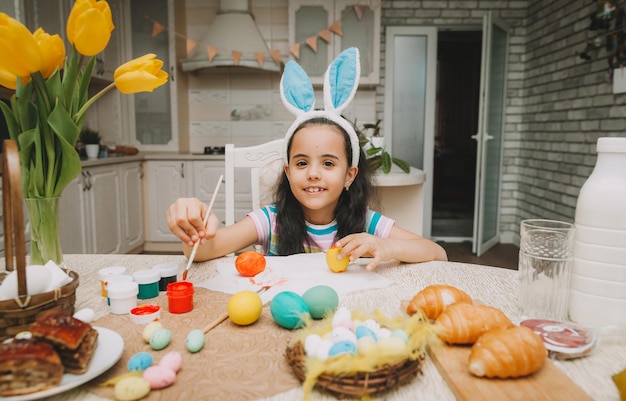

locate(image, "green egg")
(302, 285), (339, 319)
(270, 291), (311, 329)
(149, 328), (172, 351)
(186, 329), (205, 353)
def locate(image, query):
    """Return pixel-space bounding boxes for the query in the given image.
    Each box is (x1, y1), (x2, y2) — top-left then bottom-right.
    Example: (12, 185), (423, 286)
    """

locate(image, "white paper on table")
(195, 253), (392, 304)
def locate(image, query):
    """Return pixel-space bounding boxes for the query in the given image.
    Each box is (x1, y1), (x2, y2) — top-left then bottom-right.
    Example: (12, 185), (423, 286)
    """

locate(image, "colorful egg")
(149, 328), (172, 351)
(357, 336), (377, 355)
(185, 329), (205, 353)
(114, 376), (151, 401)
(143, 365), (176, 389)
(328, 340), (357, 357)
(391, 329), (409, 343)
(331, 326), (357, 343)
(314, 339), (334, 361)
(302, 285), (339, 319)
(269, 291), (310, 329)
(159, 351), (182, 373)
(304, 334), (322, 356)
(127, 352), (153, 371)
(377, 337), (407, 358)
(332, 306), (351, 327)
(142, 321), (163, 343)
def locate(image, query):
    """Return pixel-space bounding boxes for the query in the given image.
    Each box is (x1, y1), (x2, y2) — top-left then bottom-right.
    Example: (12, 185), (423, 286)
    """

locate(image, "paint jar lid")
(167, 281), (194, 297)
(98, 266), (127, 281)
(107, 281), (139, 299)
(152, 263), (179, 278)
(133, 269), (161, 284)
(130, 304), (161, 324)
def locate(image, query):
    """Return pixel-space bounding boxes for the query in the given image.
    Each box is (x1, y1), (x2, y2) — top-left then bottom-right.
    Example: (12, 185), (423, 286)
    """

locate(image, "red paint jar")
(167, 281), (194, 314)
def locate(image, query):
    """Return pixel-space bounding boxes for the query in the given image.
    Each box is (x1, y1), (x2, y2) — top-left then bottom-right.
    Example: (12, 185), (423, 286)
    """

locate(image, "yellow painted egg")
(142, 321), (163, 343)
(326, 246), (349, 272)
(377, 336), (407, 358)
(227, 290), (263, 325)
(114, 376), (151, 401)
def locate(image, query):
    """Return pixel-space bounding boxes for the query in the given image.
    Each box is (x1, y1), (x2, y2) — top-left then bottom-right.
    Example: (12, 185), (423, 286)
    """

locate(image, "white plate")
(1, 326), (124, 401)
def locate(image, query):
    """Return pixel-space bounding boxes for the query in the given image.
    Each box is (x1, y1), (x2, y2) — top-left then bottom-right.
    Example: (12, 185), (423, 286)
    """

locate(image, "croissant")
(435, 302), (513, 344)
(469, 325), (548, 378)
(406, 284), (472, 319)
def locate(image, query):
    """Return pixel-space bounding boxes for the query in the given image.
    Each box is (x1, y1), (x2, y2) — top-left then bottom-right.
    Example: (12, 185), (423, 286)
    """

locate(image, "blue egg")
(149, 328), (172, 351)
(355, 325), (378, 342)
(270, 291), (311, 330)
(186, 329), (205, 353)
(328, 340), (357, 357)
(302, 285), (339, 319)
(127, 352), (153, 371)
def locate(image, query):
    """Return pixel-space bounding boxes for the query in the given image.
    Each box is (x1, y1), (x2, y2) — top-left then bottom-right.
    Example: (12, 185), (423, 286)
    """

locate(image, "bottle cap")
(133, 269), (161, 284)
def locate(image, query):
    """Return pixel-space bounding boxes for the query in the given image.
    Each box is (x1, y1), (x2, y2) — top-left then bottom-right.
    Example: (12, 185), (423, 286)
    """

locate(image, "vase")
(85, 144), (100, 159)
(24, 197), (64, 267)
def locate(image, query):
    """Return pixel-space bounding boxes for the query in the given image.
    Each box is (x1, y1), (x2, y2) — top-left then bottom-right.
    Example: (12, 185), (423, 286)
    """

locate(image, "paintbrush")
(181, 174), (223, 281)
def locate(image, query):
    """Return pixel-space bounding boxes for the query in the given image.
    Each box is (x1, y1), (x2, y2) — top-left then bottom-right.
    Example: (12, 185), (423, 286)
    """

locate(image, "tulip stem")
(74, 82), (116, 121)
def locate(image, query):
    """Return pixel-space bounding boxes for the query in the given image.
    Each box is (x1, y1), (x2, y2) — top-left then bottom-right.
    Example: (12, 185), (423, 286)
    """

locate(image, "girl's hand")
(335, 233), (392, 271)
(166, 197), (220, 247)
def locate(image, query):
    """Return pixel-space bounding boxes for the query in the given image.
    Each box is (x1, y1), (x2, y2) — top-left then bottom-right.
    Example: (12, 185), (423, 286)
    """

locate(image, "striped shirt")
(247, 205), (395, 256)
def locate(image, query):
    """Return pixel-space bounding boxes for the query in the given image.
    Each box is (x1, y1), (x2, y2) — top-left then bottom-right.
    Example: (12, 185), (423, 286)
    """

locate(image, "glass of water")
(518, 219), (575, 321)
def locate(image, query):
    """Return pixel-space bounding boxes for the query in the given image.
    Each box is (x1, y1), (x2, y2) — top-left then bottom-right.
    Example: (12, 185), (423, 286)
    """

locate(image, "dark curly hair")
(272, 117), (373, 255)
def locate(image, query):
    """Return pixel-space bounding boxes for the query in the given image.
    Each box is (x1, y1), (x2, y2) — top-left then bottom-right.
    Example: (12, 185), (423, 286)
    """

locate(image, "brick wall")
(379, 0), (626, 244)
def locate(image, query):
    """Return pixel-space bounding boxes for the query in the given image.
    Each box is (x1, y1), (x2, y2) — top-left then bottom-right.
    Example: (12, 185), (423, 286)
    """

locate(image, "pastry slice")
(0, 339), (63, 396)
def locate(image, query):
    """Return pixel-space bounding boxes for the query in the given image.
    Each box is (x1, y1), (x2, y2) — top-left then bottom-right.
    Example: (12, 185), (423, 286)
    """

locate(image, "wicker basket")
(285, 341), (426, 398)
(0, 140), (79, 342)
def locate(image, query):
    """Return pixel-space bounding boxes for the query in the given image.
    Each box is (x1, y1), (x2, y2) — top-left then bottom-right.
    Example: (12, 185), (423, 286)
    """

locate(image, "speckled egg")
(357, 336), (377, 355)
(149, 328), (172, 350)
(127, 352), (153, 371)
(143, 365), (176, 389)
(302, 285), (339, 319)
(328, 340), (357, 357)
(185, 329), (205, 353)
(114, 376), (151, 401)
(159, 351), (182, 373)
(269, 291), (310, 330)
(330, 326), (357, 343)
(142, 321), (163, 343)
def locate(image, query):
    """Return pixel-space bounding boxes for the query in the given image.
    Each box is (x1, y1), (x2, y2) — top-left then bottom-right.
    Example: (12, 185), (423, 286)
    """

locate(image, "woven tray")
(285, 341), (426, 398)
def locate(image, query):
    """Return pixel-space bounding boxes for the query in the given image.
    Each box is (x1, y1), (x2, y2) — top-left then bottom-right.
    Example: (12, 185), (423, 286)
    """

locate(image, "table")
(5, 254), (624, 401)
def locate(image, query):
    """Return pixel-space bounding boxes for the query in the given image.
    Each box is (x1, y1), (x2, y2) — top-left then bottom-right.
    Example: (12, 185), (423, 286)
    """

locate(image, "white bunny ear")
(324, 47), (360, 114)
(280, 60), (315, 116)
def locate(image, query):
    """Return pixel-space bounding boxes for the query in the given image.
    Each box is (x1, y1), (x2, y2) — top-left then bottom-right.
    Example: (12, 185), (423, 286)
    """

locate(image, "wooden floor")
(438, 242), (519, 270)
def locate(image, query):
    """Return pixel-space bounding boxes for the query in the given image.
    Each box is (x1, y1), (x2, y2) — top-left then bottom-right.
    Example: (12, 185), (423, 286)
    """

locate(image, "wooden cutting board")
(428, 344), (594, 401)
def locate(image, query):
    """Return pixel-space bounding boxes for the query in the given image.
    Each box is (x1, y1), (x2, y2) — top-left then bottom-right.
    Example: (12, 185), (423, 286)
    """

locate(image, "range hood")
(181, 0), (281, 73)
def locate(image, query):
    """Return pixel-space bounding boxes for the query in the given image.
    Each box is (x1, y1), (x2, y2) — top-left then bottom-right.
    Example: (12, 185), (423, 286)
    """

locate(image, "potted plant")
(79, 127), (102, 159)
(355, 119), (410, 174)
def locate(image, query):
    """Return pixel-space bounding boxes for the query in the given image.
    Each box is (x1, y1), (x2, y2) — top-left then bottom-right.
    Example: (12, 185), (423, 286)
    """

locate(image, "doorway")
(431, 31), (482, 241)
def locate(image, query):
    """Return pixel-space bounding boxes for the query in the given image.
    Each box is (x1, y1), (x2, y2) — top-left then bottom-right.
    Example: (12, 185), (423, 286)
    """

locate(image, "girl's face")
(284, 124), (358, 225)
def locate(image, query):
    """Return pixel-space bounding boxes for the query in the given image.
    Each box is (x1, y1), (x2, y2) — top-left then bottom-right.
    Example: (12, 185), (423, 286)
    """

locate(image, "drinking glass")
(518, 219), (575, 321)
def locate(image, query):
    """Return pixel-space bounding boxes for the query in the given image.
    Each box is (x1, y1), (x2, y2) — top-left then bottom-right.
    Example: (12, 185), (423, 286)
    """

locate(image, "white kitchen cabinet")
(289, 0), (380, 85)
(145, 161), (193, 242)
(58, 162), (143, 254)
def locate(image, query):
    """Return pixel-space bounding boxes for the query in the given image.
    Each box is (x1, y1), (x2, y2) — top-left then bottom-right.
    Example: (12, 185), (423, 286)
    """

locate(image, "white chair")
(224, 139), (284, 227)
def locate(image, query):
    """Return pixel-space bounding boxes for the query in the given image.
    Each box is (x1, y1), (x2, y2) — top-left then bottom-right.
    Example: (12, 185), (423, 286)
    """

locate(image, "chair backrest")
(224, 139), (284, 226)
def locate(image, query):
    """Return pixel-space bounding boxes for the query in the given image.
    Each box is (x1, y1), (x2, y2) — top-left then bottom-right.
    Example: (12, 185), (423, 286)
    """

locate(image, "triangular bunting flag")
(207, 46), (218, 61)
(290, 43), (300, 59)
(255, 52), (265, 67)
(353, 5), (364, 21)
(232, 50), (243, 65)
(270, 49), (281, 66)
(329, 21), (342, 36)
(319, 29), (331, 43)
(305, 36), (317, 52)
(186, 39), (199, 56)
(152, 21), (165, 37)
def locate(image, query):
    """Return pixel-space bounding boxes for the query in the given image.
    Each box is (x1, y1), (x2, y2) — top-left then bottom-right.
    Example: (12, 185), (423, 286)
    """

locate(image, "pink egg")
(143, 365), (176, 389)
(159, 351), (183, 373)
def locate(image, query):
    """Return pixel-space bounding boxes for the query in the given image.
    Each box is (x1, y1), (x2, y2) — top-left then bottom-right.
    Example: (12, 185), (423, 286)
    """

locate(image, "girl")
(166, 48), (447, 270)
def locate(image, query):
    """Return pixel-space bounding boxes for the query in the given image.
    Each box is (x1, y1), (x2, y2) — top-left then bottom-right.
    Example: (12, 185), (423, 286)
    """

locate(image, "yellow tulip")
(0, 63), (31, 90)
(114, 54), (168, 94)
(66, 0), (114, 56)
(33, 28), (65, 79)
(0, 13), (42, 77)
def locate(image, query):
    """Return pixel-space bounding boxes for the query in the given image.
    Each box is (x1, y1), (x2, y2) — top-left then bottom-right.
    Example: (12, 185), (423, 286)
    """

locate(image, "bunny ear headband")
(280, 47), (361, 167)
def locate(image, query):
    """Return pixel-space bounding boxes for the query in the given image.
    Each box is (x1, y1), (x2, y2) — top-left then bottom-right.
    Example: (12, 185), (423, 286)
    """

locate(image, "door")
(384, 27), (438, 238)
(472, 13), (510, 256)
